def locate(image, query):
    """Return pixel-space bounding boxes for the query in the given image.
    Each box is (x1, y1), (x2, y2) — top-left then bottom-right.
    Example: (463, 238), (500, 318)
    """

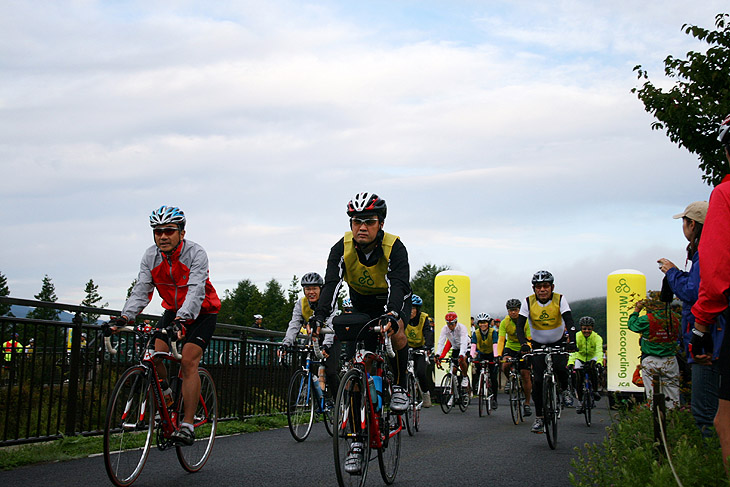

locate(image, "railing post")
(64, 313), (83, 437)
(652, 372), (666, 457)
(237, 331), (248, 418)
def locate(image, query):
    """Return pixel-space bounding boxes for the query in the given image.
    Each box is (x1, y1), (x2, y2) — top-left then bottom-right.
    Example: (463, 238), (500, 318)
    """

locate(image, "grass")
(570, 401), (728, 486)
(0, 414), (289, 471)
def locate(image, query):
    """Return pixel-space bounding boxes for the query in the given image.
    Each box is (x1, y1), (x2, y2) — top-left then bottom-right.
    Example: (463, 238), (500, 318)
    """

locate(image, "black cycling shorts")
(159, 310), (217, 352)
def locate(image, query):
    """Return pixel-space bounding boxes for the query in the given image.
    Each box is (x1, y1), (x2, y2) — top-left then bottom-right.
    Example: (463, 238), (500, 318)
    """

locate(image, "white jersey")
(436, 322), (470, 357)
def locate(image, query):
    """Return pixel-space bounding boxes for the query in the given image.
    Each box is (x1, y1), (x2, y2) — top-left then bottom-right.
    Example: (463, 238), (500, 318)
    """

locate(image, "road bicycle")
(526, 346), (569, 450)
(405, 348), (427, 435)
(437, 355), (470, 414)
(332, 313), (403, 487)
(503, 357), (527, 425)
(576, 361), (598, 427)
(102, 322), (217, 486)
(474, 359), (496, 417)
(282, 334), (335, 441)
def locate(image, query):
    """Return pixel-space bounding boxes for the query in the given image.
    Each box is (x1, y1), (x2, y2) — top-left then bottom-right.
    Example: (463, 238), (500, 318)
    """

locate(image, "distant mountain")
(8, 305), (75, 322)
(570, 296), (607, 339)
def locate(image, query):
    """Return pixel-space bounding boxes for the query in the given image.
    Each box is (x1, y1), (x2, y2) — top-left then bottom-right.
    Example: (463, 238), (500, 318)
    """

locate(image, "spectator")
(252, 314), (264, 329)
(3, 333), (23, 364)
(628, 294), (681, 408)
(690, 114), (730, 472)
(658, 200), (722, 437)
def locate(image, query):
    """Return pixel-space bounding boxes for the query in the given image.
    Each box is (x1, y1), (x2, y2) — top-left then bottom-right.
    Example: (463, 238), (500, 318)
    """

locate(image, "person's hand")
(381, 312), (398, 337)
(657, 258), (677, 274)
(171, 318), (186, 341)
(435, 357), (442, 369)
(689, 328), (713, 363)
(108, 316), (128, 332)
(565, 342), (577, 353)
(520, 343), (531, 354)
(321, 346), (330, 359)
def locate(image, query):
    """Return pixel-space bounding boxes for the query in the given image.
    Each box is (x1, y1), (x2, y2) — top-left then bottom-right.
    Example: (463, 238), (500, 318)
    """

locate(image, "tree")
(632, 13), (730, 185)
(81, 278), (108, 324)
(287, 275), (300, 307)
(0, 271), (10, 316)
(27, 275), (60, 321)
(260, 278), (289, 331)
(126, 279), (138, 299)
(218, 279), (263, 328)
(410, 263), (451, 317)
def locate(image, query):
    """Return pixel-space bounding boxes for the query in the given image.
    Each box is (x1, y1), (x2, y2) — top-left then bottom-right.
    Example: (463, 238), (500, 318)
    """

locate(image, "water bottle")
(159, 379), (174, 408)
(370, 376), (383, 411)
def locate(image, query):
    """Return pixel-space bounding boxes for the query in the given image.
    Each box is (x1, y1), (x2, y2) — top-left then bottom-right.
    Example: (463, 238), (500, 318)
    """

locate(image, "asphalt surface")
(1, 396), (615, 487)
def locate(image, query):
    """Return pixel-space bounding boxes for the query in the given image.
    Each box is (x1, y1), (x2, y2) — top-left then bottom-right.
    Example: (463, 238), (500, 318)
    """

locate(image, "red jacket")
(692, 175), (730, 328)
(123, 239), (220, 322)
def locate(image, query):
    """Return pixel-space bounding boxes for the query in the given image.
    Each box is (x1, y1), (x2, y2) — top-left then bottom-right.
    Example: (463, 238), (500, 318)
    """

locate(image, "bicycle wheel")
(413, 382), (422, 432)
(334, 368), (370, 487)
(322, 389), (335, 437)
(378, 405), (401, 484)
(478, 374), (486, 417)
(484, 374), (492, 416)
(440, 374), (454, 414)
(509, 376), (520, 424)
(405, 374), (416, 436)
(103, 366), (154, 487)
(544, 375), (558, 450)
(176, 367), (218, 472)
(458, 375), (469, 412)
(583, 383), (592, 427)
(286, 369), (314, 442)
(517, 379), (525, 422)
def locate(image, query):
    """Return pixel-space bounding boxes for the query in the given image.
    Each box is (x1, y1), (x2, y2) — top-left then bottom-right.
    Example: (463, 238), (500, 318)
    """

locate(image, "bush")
(570, 402), (728, 486)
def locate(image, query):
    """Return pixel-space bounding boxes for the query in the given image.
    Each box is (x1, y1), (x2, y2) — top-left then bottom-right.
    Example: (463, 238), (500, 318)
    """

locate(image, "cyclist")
(498, 298), (533, 417)
(312, 192), (411, 474)
(515, 270), (577, 434)
(471, 313), (499, 409)
(112, 206), (220, 446)
(435, 312), (470, 390)
(568, 316), (603, 414)
(282, 272), (340, 400)
(406, 294), (434, 407)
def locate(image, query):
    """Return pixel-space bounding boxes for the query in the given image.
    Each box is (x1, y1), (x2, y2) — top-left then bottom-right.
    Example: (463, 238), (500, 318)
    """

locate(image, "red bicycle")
(102, 322), (217, 486)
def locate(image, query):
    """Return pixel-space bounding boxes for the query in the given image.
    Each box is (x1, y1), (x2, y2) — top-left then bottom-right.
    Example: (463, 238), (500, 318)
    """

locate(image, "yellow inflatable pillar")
(606, 269), (645, 393)
(434, 271), (471, 384)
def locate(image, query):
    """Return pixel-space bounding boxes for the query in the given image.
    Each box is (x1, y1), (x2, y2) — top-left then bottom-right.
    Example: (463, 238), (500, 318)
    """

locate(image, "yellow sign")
(606, 269), (645, 392)
(434, 271), (471, 384)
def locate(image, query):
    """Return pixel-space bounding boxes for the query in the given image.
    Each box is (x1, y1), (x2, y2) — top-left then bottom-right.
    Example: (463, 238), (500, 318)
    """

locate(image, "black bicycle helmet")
(301, 272), (324, 287)
(346, 192), (387, 220)
(506, 298), (521, 310)
(531, 270), (554, 285)
(578, 316), (595, 328)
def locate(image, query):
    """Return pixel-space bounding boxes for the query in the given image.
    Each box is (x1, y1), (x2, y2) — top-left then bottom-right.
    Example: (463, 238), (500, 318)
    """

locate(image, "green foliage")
(410, 263), (450, 317)
(126, 279), (137, 299)
(80, 278), (107, 324)
(218, 279), (263, 328)
(632, 13), (730, 185)
(570, 297), (607, 340)
(287, 274), (300, 305)
(26, 275), (59, 322)
(0, 271), (10, 316)
(260, 278), (289, 331)
(570, 405), (727, 486)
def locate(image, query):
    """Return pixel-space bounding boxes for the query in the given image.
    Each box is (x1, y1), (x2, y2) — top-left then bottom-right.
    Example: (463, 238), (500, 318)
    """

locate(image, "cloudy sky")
(1, 1), (726, 319)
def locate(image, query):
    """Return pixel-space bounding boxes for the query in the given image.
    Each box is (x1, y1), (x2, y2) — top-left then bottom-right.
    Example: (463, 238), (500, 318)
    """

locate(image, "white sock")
(181, 422), (194, 432)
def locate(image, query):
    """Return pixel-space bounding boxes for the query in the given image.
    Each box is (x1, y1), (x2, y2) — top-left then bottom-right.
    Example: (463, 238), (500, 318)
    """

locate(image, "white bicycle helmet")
(149, 206), (186, 229)
(476, 312), (491, 322)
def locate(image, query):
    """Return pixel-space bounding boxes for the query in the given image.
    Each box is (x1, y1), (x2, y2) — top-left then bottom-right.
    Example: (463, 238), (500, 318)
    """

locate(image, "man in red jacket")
(691, 115), (730, 471)
(115, 206), (221, 446)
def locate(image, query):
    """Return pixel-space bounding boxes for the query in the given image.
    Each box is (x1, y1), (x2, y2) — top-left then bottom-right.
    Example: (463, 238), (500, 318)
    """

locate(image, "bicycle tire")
(440, 374), (454, 414)
(334, 368), (370, 487)
(378, 382), (401, 484)
(405, 374), (416, 436)
(176, 367), (218, 472)
(509, 376), (520, 425)
(458, 375), (469, 413)
(478, 373), (486, 417)
(583, 381), (592, 427)
(287, 369), (314, 442)
(413, 381), (422, 432)
(517, 378), (525, 422)
(323, 388), (335, 437)
(484, 373), (491, 416)
(544, 375), (558, 449)
(103, 366), (154, 487)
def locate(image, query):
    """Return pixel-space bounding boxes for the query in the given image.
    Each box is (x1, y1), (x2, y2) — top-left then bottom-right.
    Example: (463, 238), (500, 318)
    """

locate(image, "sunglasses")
(447, 320), (457, 325)
(581, 327), (593, 330)
(350, 217), (379, 227)
(153, 227), (179, 236)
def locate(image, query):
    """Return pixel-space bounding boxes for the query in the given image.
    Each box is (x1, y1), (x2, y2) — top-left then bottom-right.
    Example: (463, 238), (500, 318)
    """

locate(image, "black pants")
(530, 342), (569, 417)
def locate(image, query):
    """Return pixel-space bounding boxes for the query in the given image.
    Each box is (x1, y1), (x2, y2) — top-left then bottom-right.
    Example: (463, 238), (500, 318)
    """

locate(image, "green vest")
(475, 329), (494, 354)
(343, 231), (398, 295)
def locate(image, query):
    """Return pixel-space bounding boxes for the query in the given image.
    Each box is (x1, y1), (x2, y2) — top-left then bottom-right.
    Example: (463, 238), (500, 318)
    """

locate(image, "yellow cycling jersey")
(300, 297), (314, 322)
(343, 231), (399, 296)
(406, 312), (429, 348)
(498, 316), (531, 354)
(528, 292), (563, 331)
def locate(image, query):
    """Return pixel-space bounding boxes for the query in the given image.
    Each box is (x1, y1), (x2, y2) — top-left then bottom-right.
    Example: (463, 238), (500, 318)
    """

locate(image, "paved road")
(1, 398), (615, 487)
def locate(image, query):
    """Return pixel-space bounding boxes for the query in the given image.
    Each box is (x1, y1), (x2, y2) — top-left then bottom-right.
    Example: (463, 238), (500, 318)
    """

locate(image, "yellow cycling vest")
(406, 312), (429, 348)
(528, 292), (563, 331)
(299, 297), (315, 334)
(343, 231), (399, 296)
(475, 329), (494, 354)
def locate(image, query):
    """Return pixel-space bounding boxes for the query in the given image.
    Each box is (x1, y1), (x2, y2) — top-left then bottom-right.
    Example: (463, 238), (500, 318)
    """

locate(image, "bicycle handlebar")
(103, 322), (182, 360)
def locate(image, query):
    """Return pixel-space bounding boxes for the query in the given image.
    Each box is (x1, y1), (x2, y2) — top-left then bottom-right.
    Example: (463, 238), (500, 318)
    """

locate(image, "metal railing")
(0, 296), (299, 446)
